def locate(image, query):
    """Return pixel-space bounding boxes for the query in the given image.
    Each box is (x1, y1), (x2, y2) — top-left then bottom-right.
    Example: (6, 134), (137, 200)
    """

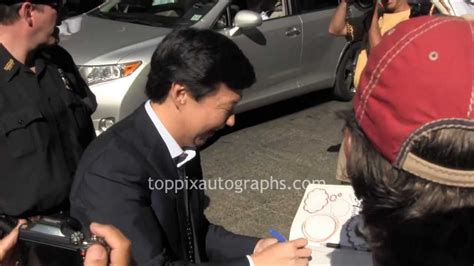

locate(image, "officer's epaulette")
(0, 57), (21, 83)
(0, 59), (12, 83)
(0, 45), (21, 83)
(3, 58), (14, 72)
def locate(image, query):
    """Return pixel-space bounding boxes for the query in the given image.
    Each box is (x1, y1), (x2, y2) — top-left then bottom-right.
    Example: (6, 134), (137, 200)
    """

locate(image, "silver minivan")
(60, 0), (355, 134)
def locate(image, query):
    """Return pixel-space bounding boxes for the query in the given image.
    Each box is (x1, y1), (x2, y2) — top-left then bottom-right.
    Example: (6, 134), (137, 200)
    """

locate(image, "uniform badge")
(3, 59), (14, 71)
(58, 68), (73, 91)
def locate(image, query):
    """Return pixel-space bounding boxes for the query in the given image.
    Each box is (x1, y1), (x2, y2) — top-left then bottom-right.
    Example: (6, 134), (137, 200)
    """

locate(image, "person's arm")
(204, 223), (259, 260)
(206, 226), (311, 266)
(328, 0), (350, 36)
(205, 224), (280, 260)
(368, 3), (383, 52)
(0, 220), (26, 263)
(329, 1), (371, 43)
(189, 153), (310, 266)
(205, 221), (310, 266)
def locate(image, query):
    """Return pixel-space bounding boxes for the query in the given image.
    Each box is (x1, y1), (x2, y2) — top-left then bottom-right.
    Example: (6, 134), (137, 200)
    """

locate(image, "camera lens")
(354, 0), (374, 9)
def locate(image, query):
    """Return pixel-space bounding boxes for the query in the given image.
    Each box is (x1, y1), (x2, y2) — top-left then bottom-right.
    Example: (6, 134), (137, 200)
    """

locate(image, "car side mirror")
(229, 10), (262, 36)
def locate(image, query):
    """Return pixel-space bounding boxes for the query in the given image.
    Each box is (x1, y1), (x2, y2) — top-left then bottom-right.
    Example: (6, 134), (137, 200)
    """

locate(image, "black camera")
(0, 214), (107, 256)
(345, 0), (375, 9)
(352, 0), (374, 9)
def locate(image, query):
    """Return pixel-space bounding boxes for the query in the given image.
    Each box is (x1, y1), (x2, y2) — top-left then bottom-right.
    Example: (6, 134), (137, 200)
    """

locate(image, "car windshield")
(89, 0), (218, 28)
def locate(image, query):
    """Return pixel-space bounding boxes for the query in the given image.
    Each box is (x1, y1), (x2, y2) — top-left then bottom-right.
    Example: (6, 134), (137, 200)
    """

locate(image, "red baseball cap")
(354, 16), (474, 187)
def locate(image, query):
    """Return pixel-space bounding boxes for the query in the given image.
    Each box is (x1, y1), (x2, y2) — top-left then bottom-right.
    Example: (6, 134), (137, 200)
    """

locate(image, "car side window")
(214, 6), (234, 29)
(213, 0), (287, 30)
(255, 0), (285, 20)
(294, 0), (338, 14)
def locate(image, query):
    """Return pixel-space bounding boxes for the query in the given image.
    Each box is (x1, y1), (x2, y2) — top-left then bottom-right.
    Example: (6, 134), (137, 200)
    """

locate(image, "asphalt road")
(200, 88), (352, 239)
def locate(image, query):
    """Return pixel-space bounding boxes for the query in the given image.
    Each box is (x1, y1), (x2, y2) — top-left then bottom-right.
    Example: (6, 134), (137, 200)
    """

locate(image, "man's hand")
(0, 219), (26, 262)
(368, 0), (383, 51)
(253, 238), (278, 254)
(251, 238), (311, 266)
(83, 223), (131, 266)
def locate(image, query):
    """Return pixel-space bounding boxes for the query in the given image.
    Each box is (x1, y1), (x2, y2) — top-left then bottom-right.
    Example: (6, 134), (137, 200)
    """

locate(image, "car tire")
(334, 41), (361, 102)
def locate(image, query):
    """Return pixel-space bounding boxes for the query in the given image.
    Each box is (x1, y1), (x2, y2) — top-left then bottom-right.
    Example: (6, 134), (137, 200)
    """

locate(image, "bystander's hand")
(0, 219), (26, 263)
(251, 238), (311, 266)
(83, 223), (131, 266)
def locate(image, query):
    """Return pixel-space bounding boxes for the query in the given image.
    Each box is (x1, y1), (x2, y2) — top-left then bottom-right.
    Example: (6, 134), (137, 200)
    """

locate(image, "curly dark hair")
(341, 110), (474, 266)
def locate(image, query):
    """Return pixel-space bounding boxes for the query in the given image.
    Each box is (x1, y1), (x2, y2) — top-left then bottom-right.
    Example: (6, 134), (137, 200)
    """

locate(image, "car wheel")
(334, 41), (361, 101)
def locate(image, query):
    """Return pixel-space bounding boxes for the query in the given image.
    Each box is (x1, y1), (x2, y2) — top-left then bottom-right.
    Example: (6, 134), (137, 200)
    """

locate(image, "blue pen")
(269, 228), (287, 242)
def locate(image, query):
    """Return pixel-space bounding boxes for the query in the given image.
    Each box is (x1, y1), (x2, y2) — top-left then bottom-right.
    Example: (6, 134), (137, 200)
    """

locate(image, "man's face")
(31, 2), (61, 46)
(381, 0), (408, 12)
(181, 83), (241, 147)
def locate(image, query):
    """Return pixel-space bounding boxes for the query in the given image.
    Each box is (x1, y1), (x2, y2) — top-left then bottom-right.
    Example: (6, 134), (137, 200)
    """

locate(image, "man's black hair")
(146, 28), (256, 103)
(0, 0), (62, 25)
(0, 3), (21, 24)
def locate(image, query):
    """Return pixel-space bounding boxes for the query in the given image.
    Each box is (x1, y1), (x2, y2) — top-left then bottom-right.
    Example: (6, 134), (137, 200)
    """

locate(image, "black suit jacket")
(70, 105), (259, 265)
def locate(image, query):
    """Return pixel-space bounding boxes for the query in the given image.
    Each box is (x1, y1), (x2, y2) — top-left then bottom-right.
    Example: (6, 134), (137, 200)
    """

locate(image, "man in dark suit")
(70, 28), (311, 265)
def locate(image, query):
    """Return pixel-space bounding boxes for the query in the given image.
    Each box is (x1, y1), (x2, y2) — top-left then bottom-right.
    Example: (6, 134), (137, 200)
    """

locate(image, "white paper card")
(290, 184), (373, 265)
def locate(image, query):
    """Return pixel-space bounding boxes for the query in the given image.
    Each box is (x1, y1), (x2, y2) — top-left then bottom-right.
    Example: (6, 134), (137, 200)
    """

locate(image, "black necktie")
(174, 153), (188, 167)
(175, 154), (195, 262)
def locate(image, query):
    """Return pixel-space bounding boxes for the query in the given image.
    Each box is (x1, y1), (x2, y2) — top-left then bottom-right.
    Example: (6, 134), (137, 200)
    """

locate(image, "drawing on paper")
(290, 184), (369, 251)
(302, 214), (339, 242)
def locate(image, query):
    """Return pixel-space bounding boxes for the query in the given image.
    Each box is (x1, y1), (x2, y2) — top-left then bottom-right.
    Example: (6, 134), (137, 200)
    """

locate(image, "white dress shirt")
(145, 100), (196, 167)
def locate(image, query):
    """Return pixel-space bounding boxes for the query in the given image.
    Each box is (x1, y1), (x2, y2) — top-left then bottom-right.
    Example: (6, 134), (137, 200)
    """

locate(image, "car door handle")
(285, 27), (301, 37)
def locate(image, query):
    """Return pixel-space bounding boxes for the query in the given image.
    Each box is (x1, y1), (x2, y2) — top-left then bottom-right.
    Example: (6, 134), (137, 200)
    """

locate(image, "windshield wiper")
(112, 17), (164, 27)
(89, 11), (165, 26)
(88, 11), (115, 19)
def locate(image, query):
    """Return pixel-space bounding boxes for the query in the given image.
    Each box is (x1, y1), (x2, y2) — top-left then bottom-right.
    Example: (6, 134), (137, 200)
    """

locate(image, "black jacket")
(0, 44), (95, 217)
(70, 105), (258, 265)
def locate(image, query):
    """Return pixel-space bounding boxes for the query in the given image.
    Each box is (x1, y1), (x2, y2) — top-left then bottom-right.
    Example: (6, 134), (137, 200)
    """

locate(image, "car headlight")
(78, 61), (142, 86)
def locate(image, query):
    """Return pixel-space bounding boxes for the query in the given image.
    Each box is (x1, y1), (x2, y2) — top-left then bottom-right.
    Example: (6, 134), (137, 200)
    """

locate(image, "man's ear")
(18, 3), (34, 26)
(169, 82), (188, 108)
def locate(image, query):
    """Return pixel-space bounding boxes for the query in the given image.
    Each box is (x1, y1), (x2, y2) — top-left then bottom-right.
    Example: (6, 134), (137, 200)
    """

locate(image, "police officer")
(0, 0), (96, 263)
(0, 0), (95, 219)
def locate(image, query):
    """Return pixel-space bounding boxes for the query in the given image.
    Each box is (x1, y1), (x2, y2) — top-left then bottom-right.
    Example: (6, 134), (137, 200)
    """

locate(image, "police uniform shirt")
(0, 44), (95, 217)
